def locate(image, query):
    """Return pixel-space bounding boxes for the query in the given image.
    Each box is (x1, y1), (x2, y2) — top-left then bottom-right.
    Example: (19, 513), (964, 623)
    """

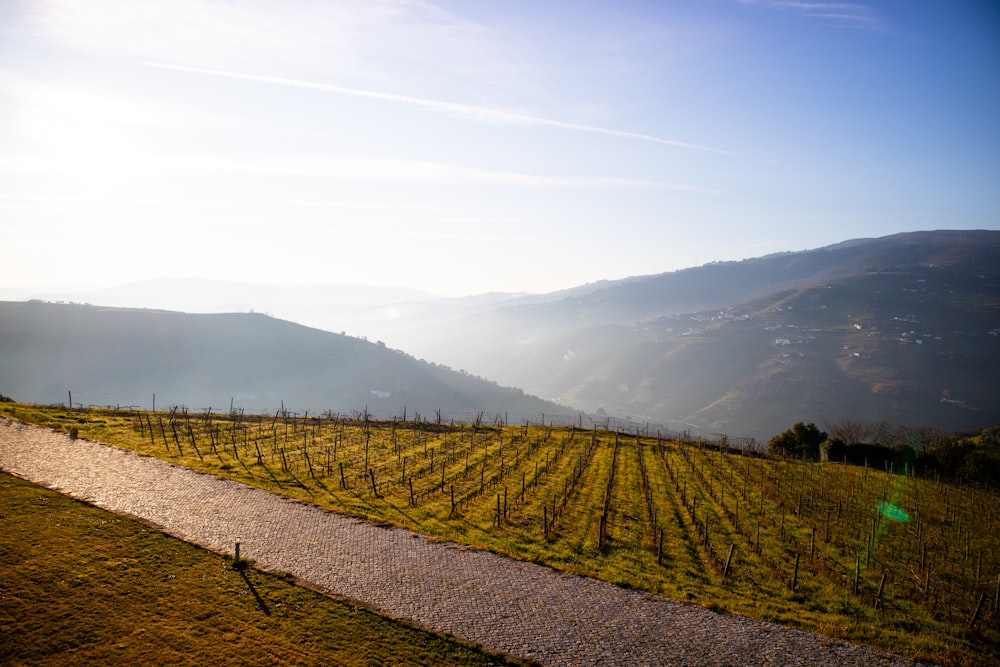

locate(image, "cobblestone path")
(0, 419), (922, 666)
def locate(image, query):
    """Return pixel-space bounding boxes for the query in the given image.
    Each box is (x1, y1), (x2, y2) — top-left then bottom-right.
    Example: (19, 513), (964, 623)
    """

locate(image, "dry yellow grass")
(3, 403), (997, 666)
(0, 469), (518, 666)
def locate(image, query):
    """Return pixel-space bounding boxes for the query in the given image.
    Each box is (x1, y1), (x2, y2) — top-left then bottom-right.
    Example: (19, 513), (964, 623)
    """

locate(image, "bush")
(769, 422), (826, 460)
(917, 431), (1000, 483)
(826, 441), (914, 471)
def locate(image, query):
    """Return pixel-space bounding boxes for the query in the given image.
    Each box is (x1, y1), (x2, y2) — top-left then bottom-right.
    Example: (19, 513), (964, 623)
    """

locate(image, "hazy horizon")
(2, 2), (998, 297)
(0, 227), (994, 306)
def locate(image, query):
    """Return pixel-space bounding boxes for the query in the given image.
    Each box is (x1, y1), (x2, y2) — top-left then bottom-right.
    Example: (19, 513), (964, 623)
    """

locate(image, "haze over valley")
(5, 230), (999, 440)
(1, 2), (998, 438)
(3, 5), (1000, 664)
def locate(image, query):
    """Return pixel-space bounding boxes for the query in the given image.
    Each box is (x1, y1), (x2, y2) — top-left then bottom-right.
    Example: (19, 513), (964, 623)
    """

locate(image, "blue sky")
(1, 0), (997, 296)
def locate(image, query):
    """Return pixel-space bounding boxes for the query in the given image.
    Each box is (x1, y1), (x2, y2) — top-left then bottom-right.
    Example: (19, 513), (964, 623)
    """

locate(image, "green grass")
(0, 470), (519, 666)
(3, 403), (998, 666)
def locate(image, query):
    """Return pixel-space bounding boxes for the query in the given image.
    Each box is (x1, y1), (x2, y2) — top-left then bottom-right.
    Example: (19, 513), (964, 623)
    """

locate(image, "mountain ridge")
(2, 230), (997, 439)
(391, 230), (1000, 437)
(0, 301), (578, 424)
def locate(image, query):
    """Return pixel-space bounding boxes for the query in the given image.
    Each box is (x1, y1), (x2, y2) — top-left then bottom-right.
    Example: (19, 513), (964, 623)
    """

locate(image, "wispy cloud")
(172, 154), (724, 191)
(739, 1), (881, 29)
(0, 153), (722, 193)
(8, 0), (459, 79)
(4, 70), (186, 129)
(10, 1), (740, 156)
(144, 62), (737, 156)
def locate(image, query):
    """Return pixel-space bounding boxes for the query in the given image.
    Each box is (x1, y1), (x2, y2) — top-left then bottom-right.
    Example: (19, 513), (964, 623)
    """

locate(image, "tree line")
(769, 419), (1000, 485)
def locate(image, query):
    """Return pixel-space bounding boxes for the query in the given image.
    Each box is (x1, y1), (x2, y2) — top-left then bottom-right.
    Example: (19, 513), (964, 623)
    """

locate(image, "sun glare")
(14, 89), (147, 191)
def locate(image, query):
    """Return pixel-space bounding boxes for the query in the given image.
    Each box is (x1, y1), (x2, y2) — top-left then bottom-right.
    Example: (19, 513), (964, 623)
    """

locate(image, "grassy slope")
(3, 404), (998, 666)
(0, 471), (518, 667)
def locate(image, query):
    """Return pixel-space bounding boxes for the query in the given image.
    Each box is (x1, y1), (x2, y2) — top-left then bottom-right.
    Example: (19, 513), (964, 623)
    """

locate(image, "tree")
(769, 422), (827, 460)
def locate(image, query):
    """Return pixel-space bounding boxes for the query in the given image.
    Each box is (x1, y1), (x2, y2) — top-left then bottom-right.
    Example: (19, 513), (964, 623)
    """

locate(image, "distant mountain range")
(2, 230), (998, 438)
(384, 230), (1000, 438)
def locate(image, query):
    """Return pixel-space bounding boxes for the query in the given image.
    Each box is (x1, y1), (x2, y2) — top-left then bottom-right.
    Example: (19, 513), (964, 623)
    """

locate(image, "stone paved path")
(0, 419), (924, 666)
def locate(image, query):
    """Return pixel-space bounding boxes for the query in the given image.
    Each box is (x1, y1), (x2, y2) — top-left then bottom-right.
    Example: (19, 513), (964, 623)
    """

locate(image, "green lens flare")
(877, 501), (910, 522)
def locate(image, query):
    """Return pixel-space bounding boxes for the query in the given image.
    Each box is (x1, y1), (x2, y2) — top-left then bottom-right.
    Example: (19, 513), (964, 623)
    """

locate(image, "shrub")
(827, 441), (914, 470)
(769, 422), (826, 460)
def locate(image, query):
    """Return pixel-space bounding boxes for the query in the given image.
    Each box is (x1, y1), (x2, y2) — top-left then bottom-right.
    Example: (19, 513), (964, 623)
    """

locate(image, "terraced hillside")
(497, 264), (1000, 437)
(395, 231), (1000, 437)
(6, 404), (997, 666)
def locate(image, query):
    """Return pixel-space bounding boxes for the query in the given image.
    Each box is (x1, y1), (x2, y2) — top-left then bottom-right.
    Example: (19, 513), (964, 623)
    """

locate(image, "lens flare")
(865, 473), (912, 566)
(877, 500), (909, 522)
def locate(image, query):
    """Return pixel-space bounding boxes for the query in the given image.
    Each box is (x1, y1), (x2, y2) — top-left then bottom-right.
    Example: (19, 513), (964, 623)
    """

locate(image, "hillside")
(393, 230), (1000, 438)
(3, 230), (997, 438)
(521, 267), (1000, 437)
(7, 405), (996, 666)
(0, 301), (575, 423)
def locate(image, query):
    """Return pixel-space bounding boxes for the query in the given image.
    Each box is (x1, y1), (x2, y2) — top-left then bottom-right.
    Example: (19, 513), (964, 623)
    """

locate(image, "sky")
(1, 0), (998, 297)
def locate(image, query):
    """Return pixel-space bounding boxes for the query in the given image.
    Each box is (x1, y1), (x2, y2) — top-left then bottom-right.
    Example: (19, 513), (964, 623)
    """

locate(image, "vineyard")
(5, 403), (998, 666)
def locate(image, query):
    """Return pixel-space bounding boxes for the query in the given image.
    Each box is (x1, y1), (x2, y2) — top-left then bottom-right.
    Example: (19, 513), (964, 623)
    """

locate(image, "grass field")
(0, 470), (518, 666)
(3, 403), (998, 666)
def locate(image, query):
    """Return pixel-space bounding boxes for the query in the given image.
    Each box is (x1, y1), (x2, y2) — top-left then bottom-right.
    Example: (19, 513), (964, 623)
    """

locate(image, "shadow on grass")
(285, 469), (313, 497)
(237, 456), (255, 479)
(257, 460), (285, 489)
(237, 566), (271, 616)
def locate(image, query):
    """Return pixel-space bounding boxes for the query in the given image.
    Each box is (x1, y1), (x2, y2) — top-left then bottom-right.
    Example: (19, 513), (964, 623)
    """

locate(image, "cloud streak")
(165, 154), (725, 192)
(0, 152), (722, 193)
(739, 1), (881, 29)
(144, 61), (738, 156)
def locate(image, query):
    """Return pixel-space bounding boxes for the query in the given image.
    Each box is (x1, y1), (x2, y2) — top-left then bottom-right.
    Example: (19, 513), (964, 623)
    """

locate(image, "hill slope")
(394, 230), (1000, 437)
(0, 301), (575, 422)
(4, 230), (997, 438)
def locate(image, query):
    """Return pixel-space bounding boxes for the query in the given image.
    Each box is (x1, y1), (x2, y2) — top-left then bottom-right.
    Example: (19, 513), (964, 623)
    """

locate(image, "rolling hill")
(3, 230), (997, 439)
(0, 301), (577, 424)
(391, 230), (1000, 438)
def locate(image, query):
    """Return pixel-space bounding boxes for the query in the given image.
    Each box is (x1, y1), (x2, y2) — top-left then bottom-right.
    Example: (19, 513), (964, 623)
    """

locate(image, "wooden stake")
(968, 592), (986, 630)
